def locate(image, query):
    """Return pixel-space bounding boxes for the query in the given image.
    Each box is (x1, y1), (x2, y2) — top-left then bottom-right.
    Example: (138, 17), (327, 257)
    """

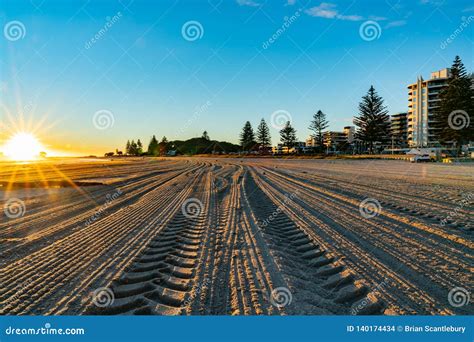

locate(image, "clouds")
(305, 2), (401, 26)
(419, 0), (443, 5)
(305, 3), (364, 21)
(385, 20), (407, 29)
(236, 0), (261, 7)
(236, 0), (407, 29)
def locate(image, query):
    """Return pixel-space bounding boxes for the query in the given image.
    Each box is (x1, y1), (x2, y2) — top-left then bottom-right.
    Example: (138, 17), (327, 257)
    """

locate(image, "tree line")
(108, 131), (240, 157)
(237, 55), (472, 154)
(237, 86), (390, 154)
(106, 55), (472, 157)
(124, 136), (171, 156)
(109, 136), (170, 156)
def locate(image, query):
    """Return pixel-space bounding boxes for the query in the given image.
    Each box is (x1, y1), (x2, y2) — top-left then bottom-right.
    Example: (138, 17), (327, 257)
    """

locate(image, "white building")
(343, 126), (355, 144)
(407, 69), (450, 147)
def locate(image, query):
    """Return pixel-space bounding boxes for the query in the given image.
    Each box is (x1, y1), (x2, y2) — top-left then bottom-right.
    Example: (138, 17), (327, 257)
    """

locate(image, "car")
(410, 154), (432, 163)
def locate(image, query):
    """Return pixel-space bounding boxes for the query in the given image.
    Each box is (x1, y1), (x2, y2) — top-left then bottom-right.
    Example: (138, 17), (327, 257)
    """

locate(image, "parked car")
(410, 154), (432, 163)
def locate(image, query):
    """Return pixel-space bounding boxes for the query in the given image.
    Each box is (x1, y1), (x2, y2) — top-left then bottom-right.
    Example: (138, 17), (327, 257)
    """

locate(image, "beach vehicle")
(410, 154), (432, 163)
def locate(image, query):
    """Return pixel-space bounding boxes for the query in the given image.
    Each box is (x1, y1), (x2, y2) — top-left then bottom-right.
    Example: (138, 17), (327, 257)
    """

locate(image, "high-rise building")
(390, 112), (408, 148)
(305, 136), (316, 147)
(407, 68), (450, 147)
(323, 131), (348, 148)
(343, 126), (355, 143)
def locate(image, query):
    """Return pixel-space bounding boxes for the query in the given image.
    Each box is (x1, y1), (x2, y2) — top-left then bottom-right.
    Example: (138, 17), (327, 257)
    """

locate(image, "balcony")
(428, 83), (446, 88)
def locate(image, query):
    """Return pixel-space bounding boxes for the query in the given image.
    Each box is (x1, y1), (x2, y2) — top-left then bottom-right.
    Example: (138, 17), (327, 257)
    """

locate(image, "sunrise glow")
(3, 132), (45, 161)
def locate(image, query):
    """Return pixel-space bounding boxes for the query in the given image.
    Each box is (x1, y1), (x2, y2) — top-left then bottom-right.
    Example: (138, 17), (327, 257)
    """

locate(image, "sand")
(0, 157), (472, 315)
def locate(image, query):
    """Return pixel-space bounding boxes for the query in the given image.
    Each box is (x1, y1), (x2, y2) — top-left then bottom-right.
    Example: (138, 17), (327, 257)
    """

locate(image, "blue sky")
(1, 0), (473, 154)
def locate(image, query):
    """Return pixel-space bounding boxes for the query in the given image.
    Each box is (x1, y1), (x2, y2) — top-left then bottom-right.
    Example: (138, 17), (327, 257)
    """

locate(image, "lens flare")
(3, 132), (45, 161)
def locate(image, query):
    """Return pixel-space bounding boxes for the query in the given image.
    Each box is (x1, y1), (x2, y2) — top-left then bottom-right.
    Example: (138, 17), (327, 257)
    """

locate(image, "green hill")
(171, 137), (239, 155)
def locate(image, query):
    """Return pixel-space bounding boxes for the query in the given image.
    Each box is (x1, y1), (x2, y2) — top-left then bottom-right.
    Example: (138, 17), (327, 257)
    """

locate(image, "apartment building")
(305, 136), (316, 147)
(343, 126), (355, 144)
(407, 68), (450, 147)
(323, 131), (348, 149)
(390, 112), (408, 148)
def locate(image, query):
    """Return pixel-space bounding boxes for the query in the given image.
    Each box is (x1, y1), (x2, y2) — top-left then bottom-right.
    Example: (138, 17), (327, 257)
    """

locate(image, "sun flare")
(3, 132), (45, 161)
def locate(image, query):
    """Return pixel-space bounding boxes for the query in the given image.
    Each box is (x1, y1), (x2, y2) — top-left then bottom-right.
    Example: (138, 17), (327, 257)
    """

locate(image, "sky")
(0, 0), (473, 155)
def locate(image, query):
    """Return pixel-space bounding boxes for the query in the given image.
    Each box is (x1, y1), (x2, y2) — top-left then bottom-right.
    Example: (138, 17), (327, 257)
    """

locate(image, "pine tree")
(136, 139), (143, 155)
(256, 118), (271, 150)
(280, 121), (297, 147)
(353, 86), (390, 153)
(239, 121), (255, 151)
(159, 136), (168, 155)
(309, 110), (329, 152)
(125, 140), (131, 155)
(202, 131), (210, 141)
(147, 135), (159, 156)
(434, 56), (474, 152)
(130, 140), (138, 156)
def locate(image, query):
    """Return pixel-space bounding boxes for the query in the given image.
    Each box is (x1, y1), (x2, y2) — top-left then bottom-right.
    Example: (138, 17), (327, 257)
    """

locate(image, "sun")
(3, 132), (45, 161)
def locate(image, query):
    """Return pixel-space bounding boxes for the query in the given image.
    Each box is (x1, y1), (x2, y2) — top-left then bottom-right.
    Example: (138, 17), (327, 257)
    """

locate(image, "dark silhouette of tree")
(353, 86), (390, 153)
(159, 136), (168, 155)
(125, 140), (131, 155)
(202, 131), (210, 141)
(147, 135), (159, 156)
(280, 121), (297, 147)
(256, 118), (271, 150)
(309, 110), (329, 152)
(239, 121), (255, 151)
(434, 56), (474, 152)
(130, 140), (138, 156)
(137, 139), (143, 155)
